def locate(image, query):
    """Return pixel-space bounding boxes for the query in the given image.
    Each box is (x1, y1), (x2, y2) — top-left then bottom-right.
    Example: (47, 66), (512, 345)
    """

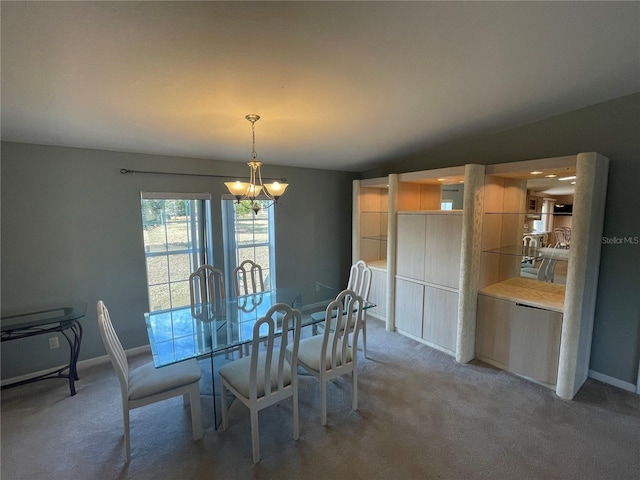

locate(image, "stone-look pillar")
(556, 152), (609, 399)
(386, 174), (398, 332)
(456, 164), (485, 363)
(352, 180), (361, 264)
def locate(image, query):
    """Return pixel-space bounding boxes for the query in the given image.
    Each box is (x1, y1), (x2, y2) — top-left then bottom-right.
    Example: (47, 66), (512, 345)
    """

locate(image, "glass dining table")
(144, 283), (374, 427)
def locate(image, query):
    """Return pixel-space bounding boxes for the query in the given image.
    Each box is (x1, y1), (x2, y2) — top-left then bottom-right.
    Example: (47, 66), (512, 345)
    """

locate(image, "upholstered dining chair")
(289, 289), (364, 426)
(219, 303), (302, 464)
(233, 259), (265, 296)
(347, 260), (372, 357)
(97, 301), (203, 462)
(315, 260), (372, 357)
(520, 244), (561, 283)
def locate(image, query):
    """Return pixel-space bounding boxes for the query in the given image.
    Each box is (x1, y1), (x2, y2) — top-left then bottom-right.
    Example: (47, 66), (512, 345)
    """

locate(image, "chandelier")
(225, 114), (289, 214)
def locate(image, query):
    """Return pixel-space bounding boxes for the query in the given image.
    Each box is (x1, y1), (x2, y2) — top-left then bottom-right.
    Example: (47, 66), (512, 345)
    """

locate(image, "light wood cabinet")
(476, 293), (562, 387)
(474, 153), (609, 398)
(423, 286), (458, 353)
(394, 278), (423, 338)
(396, 213), (426, 281)
(424, 214), (462, 289)
(367, 261), (387, 321)
(395, 210), (463, 355)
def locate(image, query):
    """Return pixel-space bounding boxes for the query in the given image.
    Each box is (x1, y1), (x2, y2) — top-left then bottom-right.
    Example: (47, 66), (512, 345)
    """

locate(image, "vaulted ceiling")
(2, 1), (638, 172)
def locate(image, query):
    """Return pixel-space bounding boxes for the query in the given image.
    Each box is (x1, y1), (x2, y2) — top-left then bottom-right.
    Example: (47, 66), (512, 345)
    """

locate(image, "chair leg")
(292, 382), (299, 441)
(189, 385), (203, 440)
(123, 406), (131, 462)
(182, 393), (190, 406)
(250, 409), (260, 464)
(320, 380), (327, 426)
(220, 381), (229, 430)
(362, 320), (368, 358)
(352, 368), (358, 411)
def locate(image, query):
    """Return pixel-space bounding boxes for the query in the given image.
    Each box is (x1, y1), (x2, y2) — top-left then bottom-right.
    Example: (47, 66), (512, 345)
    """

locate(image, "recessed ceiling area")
(1, 2), (638, 172)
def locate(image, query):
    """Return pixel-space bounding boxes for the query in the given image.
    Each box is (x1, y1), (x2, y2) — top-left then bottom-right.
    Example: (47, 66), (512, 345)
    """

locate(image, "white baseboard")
(588, 369), (638, 394)
(1, 345), (151, 387)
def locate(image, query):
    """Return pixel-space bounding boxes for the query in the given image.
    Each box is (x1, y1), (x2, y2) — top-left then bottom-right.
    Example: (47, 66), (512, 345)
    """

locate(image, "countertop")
(478, 277), (565, 313)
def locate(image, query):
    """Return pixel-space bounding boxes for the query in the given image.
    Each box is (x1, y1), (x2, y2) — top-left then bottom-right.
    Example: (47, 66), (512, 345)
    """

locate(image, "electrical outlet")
(48, 337), (59, 349)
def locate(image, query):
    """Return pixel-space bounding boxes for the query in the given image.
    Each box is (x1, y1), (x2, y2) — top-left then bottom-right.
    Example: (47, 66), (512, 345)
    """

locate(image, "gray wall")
(0, 143), (355, 379)
(365, 93), (640, 386)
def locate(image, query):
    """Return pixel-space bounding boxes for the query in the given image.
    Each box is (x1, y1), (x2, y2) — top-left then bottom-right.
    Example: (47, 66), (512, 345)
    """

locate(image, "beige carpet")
(2, 319), (639, 480)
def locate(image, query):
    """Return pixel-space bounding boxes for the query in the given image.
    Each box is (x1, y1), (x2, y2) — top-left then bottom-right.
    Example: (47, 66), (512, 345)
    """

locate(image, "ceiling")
(2, 2), (638, 173)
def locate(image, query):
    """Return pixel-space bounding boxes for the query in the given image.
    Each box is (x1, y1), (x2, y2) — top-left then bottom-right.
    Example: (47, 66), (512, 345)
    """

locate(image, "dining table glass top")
(145, 283), (374, 368)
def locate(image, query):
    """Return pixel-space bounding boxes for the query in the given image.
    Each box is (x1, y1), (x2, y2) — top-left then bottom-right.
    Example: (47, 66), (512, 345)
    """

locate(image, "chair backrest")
(234, 260), (265, 296)
(538, 244), (562, 282)
(347, 260), (372, 300)
(522, 236), (538, 264)
(554, 228), (566, 247)
(97, 301), (129, 399)
(320, 289), (364, 372)
(189, 265), (225, 309)
(248, 303), (302, 401)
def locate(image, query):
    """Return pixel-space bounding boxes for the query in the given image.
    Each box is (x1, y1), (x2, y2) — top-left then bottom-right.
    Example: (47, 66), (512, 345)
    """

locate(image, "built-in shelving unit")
(355, 153), (608, 401)
(472, 153), (609, 399)
(353, 178), (390, 322)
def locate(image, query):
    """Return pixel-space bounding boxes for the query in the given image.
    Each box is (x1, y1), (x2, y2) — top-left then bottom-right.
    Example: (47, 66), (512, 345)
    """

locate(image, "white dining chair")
(347, 260), (372, 357)
(219, 303), (302, 463)
(522, 235), (539, 267)
(315, 260), (372, 357)
(234, 259), (265, 296)
(289, 289), (364, 426)
(521, 244), (561, 282)
(189, 264), (225, 310)
(97, 301), (203, 462)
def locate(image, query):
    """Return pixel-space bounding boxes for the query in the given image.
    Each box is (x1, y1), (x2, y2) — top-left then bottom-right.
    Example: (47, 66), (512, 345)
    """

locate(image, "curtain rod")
(119, 168), (286, 182)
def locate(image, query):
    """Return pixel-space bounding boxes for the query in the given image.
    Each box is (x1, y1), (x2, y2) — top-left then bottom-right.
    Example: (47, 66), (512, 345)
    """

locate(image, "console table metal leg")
(60, 320), (83, 396)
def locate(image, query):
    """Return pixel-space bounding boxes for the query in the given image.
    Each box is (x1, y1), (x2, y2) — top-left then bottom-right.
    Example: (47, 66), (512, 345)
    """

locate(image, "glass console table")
(1, 303), (86, 396)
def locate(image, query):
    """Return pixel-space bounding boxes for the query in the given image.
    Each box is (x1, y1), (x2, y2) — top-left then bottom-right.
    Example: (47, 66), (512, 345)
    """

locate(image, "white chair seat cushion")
(128, 359), (201, 401)
(289, 335), (352, 373)
(219, 350), (291, 398)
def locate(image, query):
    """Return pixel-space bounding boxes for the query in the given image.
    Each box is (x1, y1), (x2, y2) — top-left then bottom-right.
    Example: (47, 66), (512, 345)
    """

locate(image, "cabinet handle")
(515, 302), (548, 311)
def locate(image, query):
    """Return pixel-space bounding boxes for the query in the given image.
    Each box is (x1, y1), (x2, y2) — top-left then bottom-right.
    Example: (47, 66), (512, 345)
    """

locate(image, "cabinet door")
(475, 295), (512, 367)
(424, 214), (462, 289)
(368, 268), (387, 320)
(509, 304), (562, 386)
(422, 286), (458, 353)
(396, 214), (426, 281)
(394, 278), (423, 337)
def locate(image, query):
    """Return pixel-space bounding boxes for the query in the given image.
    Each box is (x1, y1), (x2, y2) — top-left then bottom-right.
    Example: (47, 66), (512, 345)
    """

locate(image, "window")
(440, 200), (453, 210)
(141, 192), (213, 312)
(222, 199), (275, 293)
